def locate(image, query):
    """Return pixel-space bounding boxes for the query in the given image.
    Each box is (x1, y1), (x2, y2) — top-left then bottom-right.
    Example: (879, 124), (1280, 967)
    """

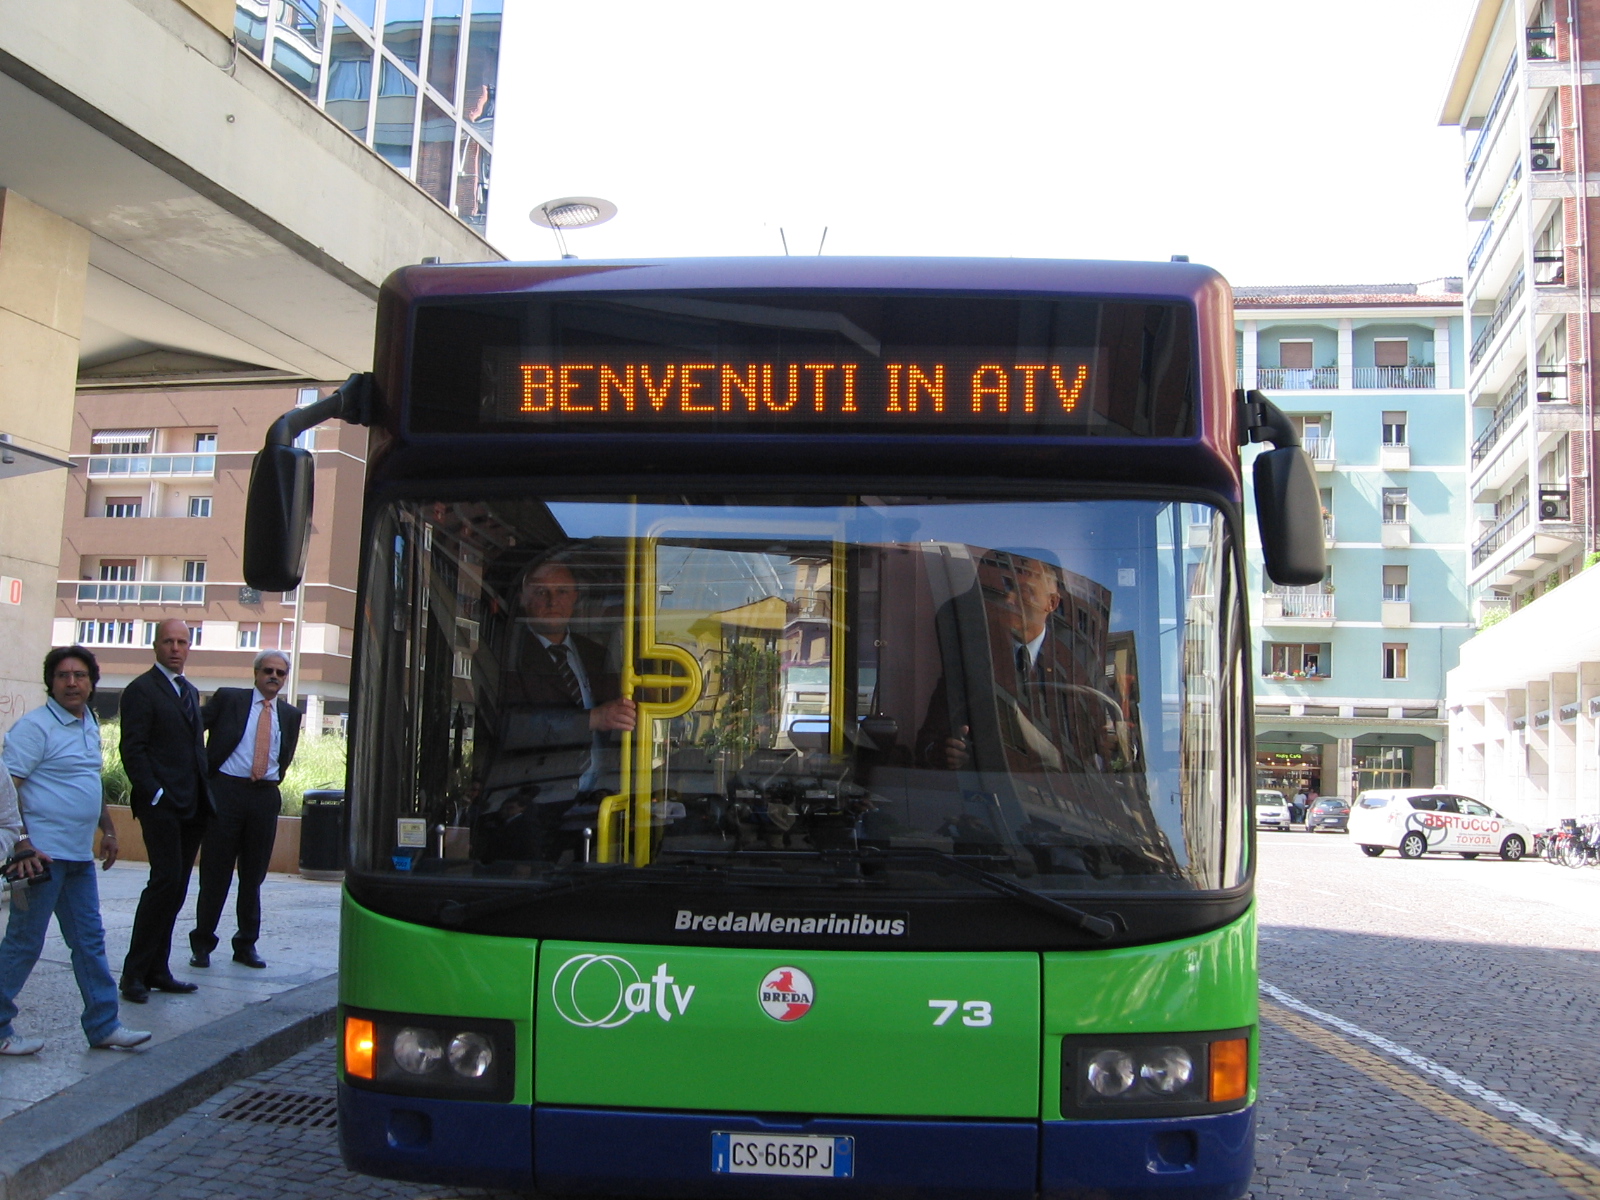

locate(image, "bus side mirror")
(1253, 446), (1325, 586)
(244, 444), (314, 592)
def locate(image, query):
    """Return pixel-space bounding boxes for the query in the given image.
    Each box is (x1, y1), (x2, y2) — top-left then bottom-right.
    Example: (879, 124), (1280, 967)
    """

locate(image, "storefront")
(1255, 742), (1324, 797)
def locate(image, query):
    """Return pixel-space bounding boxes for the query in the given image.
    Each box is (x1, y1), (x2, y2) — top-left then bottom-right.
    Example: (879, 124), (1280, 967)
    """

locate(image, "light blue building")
(1236, 282), (1475, 801)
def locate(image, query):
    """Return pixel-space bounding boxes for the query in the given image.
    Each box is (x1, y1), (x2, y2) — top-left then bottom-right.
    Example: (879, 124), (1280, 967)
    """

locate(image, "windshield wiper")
(854, 847), (1118, 939)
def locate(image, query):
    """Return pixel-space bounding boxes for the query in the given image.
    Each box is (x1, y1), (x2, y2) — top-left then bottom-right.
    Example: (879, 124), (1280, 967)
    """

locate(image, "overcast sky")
(486, 1), (1475, 287)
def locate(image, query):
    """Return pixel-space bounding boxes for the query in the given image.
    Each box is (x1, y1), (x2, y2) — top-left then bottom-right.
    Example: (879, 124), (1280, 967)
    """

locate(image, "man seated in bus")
(483, 557), (635, 862)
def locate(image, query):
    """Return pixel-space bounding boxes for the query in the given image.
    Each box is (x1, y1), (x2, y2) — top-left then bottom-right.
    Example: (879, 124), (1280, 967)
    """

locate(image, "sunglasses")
(259, 667), (288, 677)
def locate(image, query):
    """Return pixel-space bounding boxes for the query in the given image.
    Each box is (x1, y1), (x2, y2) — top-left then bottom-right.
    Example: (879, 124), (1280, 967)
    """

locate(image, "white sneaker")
(0, 1036), (43, 1055)
(92, 1027), (151, 1050)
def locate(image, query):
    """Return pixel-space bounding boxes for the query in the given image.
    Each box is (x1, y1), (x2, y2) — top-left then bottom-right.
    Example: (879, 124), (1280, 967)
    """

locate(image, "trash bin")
(299, 788), (346, 880)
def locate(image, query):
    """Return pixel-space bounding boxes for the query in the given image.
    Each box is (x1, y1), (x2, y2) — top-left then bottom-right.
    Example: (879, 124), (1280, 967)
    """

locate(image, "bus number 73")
(929, 1000), (992, 1027)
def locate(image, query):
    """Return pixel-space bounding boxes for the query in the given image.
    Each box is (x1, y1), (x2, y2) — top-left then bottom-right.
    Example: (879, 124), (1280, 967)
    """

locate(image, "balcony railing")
(1527, 26), (1557, 60)
(1256, 366), (1338, 390)
(1269, 589), (1335, 619)
(1465, 58), (1518, 182)
(1470, 269), (1526, 367)
(1534, 252), (1565, 285)
(1303, 435), (1335, 463)
(1322, 514), (1336, 544)
(1472, 501), (1530, 566)
(1352, 365), (1435, 389)
(86, 453), (215, 478)
(1471, 373), (1529, 465)
(76, 582), (204, 604)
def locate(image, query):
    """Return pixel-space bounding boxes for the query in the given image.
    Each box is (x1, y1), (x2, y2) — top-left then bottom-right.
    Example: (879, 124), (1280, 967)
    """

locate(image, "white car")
(1349, 789), (1531, 862)
(1255, 790), (1291, 831)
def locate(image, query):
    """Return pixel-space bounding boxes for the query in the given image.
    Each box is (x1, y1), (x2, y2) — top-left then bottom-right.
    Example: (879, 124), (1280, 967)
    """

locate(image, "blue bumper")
(339, 1085), (1253, 1199)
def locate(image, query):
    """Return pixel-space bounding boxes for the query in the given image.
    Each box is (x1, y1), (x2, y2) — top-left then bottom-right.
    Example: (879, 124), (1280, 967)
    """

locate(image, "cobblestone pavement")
(47, 833), (1600, 1198)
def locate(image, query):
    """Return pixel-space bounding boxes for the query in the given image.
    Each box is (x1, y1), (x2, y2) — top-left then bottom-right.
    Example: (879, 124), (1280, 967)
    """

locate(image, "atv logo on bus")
(550, 954), (696, 1028)
(759, 966), (814, 1022)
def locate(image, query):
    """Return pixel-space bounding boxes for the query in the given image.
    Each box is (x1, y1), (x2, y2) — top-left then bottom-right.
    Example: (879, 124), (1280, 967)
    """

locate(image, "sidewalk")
(0, 863), (340, 1122)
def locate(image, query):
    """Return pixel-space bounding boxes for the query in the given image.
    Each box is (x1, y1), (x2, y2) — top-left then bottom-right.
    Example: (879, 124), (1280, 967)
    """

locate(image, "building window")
(77, 619), (136, 646)
(1382, 565), (1409, 602)
(1264, 642), (1328, 680)
(104, 497), (142, 518)
(1374, 339), (1408, 368)
(1381, 643), (1409, 680)
(188, 496), (213, 518)
(98, 561), (136, 582)
(1279, 340), (1314, 369)
(238, 623), (261, 650)
(182, 560), (207, 583)
(1382, 487), (1409, 524)
(1382, 411), (1408, 446)
(194, 433), (217, 452)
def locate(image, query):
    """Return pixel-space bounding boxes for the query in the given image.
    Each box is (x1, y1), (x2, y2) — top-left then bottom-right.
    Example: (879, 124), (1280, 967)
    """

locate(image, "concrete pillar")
(1549, 671), (1578, 817)
(1337, 319), (1353, 391)
(1433, 317), (1451, 390)
(1336, 737), (1355, 799)
(1581, 662), (1600, 817)
(1241, 321), (1258, 391)
(305, 692), (325, 738)
(0, 191), (89, 736)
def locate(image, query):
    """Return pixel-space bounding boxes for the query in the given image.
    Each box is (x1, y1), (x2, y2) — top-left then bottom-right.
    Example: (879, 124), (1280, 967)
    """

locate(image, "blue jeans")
(0, 859), (120, 1045)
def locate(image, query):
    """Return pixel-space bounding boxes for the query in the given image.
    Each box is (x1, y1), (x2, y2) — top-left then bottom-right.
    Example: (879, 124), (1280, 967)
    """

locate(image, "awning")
(91, 429), (153, 444)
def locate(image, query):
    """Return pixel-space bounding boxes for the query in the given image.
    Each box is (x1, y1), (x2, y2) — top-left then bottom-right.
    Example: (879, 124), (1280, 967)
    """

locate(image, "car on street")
(1306, 797), (1350, 833)
(1349, 789), (1531, 861)
(1256, 789), (1292, 831)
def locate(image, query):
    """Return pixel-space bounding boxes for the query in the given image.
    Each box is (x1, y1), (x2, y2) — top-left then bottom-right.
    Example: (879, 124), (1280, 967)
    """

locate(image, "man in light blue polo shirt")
(0, 646), (149, 1054)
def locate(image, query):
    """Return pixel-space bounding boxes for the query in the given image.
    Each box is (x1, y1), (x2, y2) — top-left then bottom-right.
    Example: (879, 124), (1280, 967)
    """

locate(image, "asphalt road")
(47, 831), (1600, 1199)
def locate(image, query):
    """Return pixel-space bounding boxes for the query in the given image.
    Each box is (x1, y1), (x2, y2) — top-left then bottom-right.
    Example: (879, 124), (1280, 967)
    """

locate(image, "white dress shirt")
(220, 688), (282, 782)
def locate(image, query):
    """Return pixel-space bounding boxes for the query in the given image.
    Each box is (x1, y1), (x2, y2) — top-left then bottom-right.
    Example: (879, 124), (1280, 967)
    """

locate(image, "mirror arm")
(1236, 388), (1300, 449)
(264, 372), (374, 448)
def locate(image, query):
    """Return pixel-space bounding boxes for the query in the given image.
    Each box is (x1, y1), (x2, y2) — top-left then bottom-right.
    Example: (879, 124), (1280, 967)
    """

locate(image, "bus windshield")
(352, 494), (1247, 896)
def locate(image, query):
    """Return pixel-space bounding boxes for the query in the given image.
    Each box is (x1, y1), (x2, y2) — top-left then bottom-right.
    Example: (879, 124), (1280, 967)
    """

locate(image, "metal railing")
(1269, 589), (1335, 619)
(1471, 373), (1529, 464)
(75, 582), (205, 604)
(1470, 269), (1525, 367)
(1468, 161), (1523, 275)
(1303, 435), (1335, 463)
(1322, 514), (1336, 543)
(85, 453), (215, 478)
(1255, 366), (1339, 390)
(1472, 501), (1530, 566)
(1465, 58), (1518, 182)
(1352, 366), (1435, 389)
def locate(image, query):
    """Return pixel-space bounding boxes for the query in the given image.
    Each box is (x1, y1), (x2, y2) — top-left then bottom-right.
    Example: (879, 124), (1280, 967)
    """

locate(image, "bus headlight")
(1063, 1029), (1251, 1118)
(342, 1007), (514, 1102)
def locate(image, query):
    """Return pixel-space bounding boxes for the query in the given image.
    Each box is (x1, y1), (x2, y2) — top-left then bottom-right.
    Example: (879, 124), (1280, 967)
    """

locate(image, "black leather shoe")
(232, 950), (267, 969)
(119, 983), (149, 1004)
(149, 977), (199, 994)
(189, 951), (210, 969)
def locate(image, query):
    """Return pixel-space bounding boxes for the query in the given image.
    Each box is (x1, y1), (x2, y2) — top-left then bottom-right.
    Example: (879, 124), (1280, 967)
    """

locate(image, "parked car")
(1348, 789), (1531, 861)
(1306, 797), (1350, 833)
(1255, 789), (1291, 831)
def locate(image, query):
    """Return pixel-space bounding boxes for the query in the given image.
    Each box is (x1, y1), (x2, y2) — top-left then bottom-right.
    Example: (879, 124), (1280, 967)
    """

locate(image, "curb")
(0, 974), (338, 1200)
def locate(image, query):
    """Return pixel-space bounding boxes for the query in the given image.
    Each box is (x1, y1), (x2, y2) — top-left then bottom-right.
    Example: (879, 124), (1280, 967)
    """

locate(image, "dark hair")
(43, 645), (100, 700)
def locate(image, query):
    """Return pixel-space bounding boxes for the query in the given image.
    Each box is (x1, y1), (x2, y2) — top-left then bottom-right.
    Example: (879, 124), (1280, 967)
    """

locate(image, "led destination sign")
(408, 293), (1196, 437)
(503, 356), (1090, 420)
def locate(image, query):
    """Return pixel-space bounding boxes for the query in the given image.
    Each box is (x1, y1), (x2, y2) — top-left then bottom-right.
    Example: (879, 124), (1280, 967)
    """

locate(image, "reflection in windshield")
(353, 497), (1245, 895)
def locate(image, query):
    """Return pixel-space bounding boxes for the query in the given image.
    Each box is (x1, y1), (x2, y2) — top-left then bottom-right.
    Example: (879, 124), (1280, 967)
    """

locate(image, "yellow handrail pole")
(598, 514), (641, 865)
(829, 539), (847, 757)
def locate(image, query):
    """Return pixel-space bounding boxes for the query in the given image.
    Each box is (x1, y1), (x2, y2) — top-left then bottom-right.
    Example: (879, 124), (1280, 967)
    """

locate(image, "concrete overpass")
(0, 0), (503, 728)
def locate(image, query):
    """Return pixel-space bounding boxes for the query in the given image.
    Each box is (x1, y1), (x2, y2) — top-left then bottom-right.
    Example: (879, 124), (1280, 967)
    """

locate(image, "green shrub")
(98, 718), (347, 817)
(1478, 607), (1509, 631)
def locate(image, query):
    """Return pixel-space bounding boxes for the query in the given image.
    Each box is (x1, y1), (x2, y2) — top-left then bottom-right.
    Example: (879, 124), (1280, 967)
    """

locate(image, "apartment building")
(1237, 283), (1474, 801)
(1439, 0), (1600, 822)
(54, 382), (364, 732)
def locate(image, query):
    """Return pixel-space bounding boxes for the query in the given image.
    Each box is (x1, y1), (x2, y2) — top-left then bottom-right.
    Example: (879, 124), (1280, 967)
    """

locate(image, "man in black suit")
(485, 560), (634, 861)
(118, 619), (213, 1003)
(188, 650), (301, 970)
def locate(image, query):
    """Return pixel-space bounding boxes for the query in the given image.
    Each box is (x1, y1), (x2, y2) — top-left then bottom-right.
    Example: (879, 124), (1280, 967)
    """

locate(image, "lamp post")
(529, 196), (617, 258)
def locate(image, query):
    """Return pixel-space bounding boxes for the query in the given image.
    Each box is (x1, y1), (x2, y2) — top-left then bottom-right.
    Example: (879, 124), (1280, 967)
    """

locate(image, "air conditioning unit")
(1531, 140), (1560, 171)
(1539, 487), (1570, 521)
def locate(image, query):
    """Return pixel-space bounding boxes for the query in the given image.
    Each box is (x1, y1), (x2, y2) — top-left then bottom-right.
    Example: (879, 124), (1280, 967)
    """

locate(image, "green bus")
(244, 257), (1322, 1199)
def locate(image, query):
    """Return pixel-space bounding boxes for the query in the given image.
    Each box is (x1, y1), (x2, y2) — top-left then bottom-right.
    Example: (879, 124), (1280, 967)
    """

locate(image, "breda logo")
(550, 953), (695, 1028)
(759, 966), (814, 1022)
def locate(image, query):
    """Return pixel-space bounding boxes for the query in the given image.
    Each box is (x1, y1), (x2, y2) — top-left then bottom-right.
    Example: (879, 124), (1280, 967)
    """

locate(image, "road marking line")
(1262, 983), (1600, 1164)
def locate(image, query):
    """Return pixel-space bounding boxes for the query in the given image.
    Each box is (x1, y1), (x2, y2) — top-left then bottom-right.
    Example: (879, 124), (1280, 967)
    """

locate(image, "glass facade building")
(234, 0), (500, 229)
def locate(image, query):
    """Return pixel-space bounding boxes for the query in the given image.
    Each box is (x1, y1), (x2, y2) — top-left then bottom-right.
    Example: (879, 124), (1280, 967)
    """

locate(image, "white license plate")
(712, 1132), (854, 1178)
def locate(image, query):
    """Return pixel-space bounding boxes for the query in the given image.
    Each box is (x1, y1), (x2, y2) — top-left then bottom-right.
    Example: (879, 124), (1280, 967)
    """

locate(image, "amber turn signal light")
(344, 1016), (376, 1080)
(1208, 1037), (1248, 1102)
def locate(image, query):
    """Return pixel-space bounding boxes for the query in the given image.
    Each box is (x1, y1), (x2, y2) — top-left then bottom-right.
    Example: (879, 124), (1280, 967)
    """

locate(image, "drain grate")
(216, 1089), (339, 1129)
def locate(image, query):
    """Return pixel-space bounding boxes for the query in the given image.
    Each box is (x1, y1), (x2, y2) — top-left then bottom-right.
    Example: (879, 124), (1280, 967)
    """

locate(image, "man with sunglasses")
(188, 650), (301, 971)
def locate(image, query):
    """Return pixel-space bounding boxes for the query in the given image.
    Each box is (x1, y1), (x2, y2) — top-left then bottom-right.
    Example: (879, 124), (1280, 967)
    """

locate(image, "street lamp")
(529, 196), (617, 258)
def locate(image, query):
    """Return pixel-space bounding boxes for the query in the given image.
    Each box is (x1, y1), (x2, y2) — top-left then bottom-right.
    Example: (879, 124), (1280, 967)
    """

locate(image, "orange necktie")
(250, 698), (273, 781)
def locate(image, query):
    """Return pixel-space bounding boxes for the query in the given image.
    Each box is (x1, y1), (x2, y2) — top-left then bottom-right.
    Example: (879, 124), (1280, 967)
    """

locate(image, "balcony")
(86, 453), (215, 479)
(1256, 366), (1338, 390)
(1303, 435), (1335, 470)
(1322, 514), (1336, 546)
(76, 582), (204, 604)
(1527, 26), (1557, 60)
(1470, 269), (1525, 368)
(1380, 444), (1411, 471)
(1262, 588), (1335, 624)
(1534, 253), (1565, 286)
(1471, 374), (1529, 465)
(1382, 600), (1412, 627)
(1530, 138), (1560, 171)
(1351, 366), (1435, 389)
(1473, 501), (1530, 567)
(1464, 58), (1518, 182)
(1381, 521), (1411, 548)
